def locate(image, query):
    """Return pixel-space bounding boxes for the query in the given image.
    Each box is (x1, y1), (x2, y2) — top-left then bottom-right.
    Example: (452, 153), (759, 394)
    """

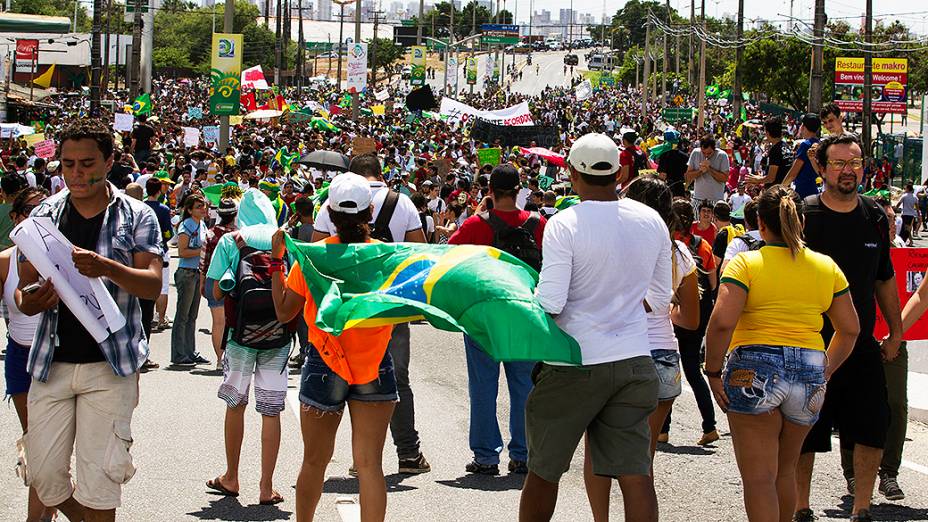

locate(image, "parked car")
(564, 54), (579, 66)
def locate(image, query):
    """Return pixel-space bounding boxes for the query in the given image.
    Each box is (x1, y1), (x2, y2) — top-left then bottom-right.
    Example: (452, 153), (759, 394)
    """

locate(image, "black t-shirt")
(131, 124), (155, 152)
(764, 141), (793, 187)
(712, 228), (729, 262)
(803, 196), (893, 351)
(53, 203), (107, 364)
(658, 149), (689, 197)
(108, 162), (134, 189)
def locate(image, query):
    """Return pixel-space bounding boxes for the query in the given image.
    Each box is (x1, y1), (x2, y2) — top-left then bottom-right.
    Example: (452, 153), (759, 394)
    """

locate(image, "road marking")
(336, 497), (361, 521)
(680, 378), (928, 475)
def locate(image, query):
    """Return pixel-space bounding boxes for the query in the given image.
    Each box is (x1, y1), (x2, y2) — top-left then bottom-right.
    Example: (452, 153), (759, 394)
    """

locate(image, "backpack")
(370, 190), (400, 243)
(803, 194), (888, 249)
(481, 211), (543, 272)
(629, 148), (648, 180)
(683, 235), (714, 333)
(222, 233), (295, 351)
(736, 233), (765, 251)
(721, 224), (746, 245)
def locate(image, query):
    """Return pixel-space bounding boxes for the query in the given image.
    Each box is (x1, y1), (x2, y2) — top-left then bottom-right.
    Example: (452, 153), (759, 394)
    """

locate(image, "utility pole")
(862, 0), (873, 160)
(808, 0), (825, 113)
(372, 8), (381, 89)
(662, 0), (669, 106)
(696, 0), (706, 129)
(732, 0), (743, 121)
(219, 0), (234, 151)
(129, 0), (142, 99)
(275, 0), (282, 85)
(141, 4), (153, 94)
(688, 0), (695, 90)
(642, 21), (650, 118)
(297, 0), (305, 88)
(352, 0), (360, 120)
(336, 1), (348, 87)
(90, 0), (103, 113)
(417, 0), (424, 44)
(103, 0), (112, 94)
(266, 0), (271, 28)
(675, 32), (680, 74)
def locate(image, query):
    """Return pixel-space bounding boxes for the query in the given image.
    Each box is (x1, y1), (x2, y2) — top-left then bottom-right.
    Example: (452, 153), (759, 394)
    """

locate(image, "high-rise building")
(559, 8), (575, 26)
(317, 0), (333, 20)
(532, 9), (551, 25)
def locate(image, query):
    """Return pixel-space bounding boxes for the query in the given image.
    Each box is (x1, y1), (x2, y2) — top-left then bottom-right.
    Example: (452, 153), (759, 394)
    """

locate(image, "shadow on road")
(187, 495), (292, 521)
(656, 443), (716, 456)
(436, 473), (525, 492)
(824, 495), (928, 521)
(323, 473), (418, 494)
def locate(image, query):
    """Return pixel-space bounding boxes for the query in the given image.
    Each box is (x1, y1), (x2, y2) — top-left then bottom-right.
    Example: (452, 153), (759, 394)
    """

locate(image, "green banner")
(305, 41), (334, 51)
(411, 45), (426, 86)
(477, 147), (501, 166)
(209, 33), (243, 116)
(661, 107), (694, 123)
(466, 57), (478, 85)
(481, 35), (519, 45)
(538, 175), (555, 190)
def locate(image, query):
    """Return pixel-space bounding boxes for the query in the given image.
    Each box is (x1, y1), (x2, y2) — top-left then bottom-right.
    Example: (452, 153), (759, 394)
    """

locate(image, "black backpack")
(684, 235), (715, 333)
(630, 148), (648, 180)
(371, 190), (400, 243)
(803, 194), (888, 248)
(736, 234), (765, 251)
(223, 233), (295, 351)
(481, 211), (543, 272)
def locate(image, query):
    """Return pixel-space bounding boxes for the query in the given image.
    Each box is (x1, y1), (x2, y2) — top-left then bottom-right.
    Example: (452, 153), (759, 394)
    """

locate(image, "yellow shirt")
(720, 245), (849, 352)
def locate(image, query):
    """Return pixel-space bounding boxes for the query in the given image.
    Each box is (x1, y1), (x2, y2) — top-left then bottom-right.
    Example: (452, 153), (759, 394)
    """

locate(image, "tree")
(458, 0), (492, 36)
(369, 37), (403, 83)
(12, 0), (90, 31)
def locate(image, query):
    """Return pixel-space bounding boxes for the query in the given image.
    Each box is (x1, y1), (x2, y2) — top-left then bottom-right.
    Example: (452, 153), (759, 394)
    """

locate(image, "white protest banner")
(182, 127), (200, 147)
(439, 98), (534, 126)
(202, 125), (220, 144)
(10, 218), (126, 343)
(374, 88), (390, 102)
(485, 55), (495, 82)
(241, 64), (270, 90)
(447, 56), (459, 93)
(575, 79), (593, 101)
(33, 140), (56, 159)
(346, 42), (368, 93)
(113, 112), (134, 132)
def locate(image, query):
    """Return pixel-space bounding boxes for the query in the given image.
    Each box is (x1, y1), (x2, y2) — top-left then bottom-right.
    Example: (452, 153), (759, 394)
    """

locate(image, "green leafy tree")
(11, 0), (90, 30)
(369, 37), (403, 83)
(458, 0), (492, 36)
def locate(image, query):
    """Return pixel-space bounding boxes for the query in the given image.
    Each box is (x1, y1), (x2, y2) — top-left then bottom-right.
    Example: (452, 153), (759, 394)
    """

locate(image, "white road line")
(679, 378), (928, 475)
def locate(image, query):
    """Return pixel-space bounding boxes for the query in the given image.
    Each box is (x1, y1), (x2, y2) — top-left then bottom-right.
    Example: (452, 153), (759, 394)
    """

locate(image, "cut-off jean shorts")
(298, 345), (398, 413)
(723, 345), (827, 426)
(651, 349), (682, 401)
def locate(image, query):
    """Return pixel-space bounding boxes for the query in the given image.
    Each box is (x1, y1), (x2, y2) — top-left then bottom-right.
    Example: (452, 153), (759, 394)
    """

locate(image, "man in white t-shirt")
(728, 184), (751, 214)
(520, 133), (671, 522)
(311, 154), (432, 475)
(721, 199), (763, 273)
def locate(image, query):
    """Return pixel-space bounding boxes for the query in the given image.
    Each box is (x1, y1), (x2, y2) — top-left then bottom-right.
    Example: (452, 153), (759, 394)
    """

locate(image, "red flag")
(328, 104), (342, 115)
(240, 91), (257, 112)
(520, 147), (566, 168)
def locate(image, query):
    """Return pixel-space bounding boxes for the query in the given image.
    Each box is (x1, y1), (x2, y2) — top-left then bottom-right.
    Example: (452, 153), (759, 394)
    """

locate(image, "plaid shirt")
(27, 183), (163, 382)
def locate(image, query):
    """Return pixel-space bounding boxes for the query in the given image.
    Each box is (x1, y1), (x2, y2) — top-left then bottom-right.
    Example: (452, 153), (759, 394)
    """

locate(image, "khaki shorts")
(25, 362), (138, 510)
(525, 356), (658, 483)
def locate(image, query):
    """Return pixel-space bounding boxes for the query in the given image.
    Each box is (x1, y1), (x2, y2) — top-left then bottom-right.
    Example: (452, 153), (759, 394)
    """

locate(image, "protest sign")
(352, 136), (377, 155)
(202, 125), (220, 143)
(183, 127), (201, 147)
(434, 158), (452, 177)
(439, 98), (533, 126)
(11, 218), (126, 343)
(876, 248), (928, 340)
(374, 88), (390, 101)
(347, 42), (368, 93)
(371, 105), (386, 116)
(519, 147), (566, 167)
(538, 175), (555, 190)
(470, 119), (558, 147)
(575, 79), (593, 101)
(23, 133), (44, 147)
(477, 147), (501, 166)
(188, 106), (203, 119)
(114, 112), (134, 132)
(33, 140), (56, 159)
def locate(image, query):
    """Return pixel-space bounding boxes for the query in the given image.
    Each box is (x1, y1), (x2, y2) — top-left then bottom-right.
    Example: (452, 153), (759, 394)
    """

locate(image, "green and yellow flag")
(284, 239), (582, 366)
(705, 84), (720, 98)
(131, 93), (152, 115)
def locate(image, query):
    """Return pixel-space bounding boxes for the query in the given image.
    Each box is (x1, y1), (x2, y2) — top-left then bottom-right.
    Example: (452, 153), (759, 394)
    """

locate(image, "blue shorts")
(651, 349), (682, 401)
(298, 346), (398, 413)
(203, 278), (224, 308)
(4, 337), (31, 397)
(723, 345), (827, 426)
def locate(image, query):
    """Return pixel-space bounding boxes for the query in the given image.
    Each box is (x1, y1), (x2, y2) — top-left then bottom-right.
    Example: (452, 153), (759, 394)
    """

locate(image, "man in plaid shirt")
(17, 120), (163, 522)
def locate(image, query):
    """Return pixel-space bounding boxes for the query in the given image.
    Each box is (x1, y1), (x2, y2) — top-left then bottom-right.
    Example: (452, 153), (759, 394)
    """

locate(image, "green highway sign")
(481, 36), (520, 45)
(662, 107), (695, 122)
(305, 42), (334, 51)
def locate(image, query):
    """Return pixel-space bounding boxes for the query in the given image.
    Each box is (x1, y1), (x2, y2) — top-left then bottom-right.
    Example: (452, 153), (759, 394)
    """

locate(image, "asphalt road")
(0, 260), (926, 521)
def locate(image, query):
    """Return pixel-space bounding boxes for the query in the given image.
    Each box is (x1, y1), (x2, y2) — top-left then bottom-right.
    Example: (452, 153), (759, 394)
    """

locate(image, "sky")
(510, 0), (928, 35)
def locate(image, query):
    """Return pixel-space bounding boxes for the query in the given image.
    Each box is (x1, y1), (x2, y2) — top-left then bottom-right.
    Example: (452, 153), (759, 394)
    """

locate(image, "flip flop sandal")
(259, 493), (284, 505)
(206, 477), (239, 497)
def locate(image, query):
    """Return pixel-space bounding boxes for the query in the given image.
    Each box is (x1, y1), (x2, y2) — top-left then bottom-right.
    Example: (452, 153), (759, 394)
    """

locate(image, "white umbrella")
(244, 109), (284, 120)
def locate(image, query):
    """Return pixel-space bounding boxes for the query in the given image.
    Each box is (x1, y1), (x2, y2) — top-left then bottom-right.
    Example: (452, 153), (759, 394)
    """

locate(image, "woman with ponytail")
(703, 185), (860, 521)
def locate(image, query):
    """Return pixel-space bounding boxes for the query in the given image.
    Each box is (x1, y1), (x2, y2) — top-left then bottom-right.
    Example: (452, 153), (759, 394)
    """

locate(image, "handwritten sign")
(876, 248), (928, 340)
(33, 140), (56, 159)
(477, 147), (501, 167)
(114, 112), (134, 132)
(352, 137), (377, 156)
(10, 217), (126, 342)
(374, 88), (390, 101)
(182, 127), (200, 148)
(188, 106), (203, 120)
(202, 125), (220, 144)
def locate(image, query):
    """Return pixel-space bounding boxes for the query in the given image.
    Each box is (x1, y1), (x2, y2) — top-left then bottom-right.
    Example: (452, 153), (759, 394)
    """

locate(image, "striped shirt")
(27, 183), (163, 382)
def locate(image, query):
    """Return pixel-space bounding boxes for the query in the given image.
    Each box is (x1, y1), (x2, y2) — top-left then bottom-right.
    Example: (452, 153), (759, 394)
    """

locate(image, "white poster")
(485, 55), (495, 82)
(447, 56), (459, 93)
(346, 42), (368, 94)
(439, 98), (534, 126)
(374, 88), (390, 102)
(182, 127), (200, 147)
(575, 79), (592, 101)
(113, 112), (134, 132)
(10, 218), (126, 343)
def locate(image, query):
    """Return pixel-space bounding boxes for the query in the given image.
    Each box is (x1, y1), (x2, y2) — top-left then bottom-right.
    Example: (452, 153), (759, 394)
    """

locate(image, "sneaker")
(508, 460), (528, 474)
(141, 359), (160, 370)
(697, 430), (719, 446)
(173, 360), (196, 367)
(657, 432), (669, 443)
(879, 474), (905, 500)
(850, 509), (873, 522)
(793, 509), (817, 522)
(289, 353), (305, 369)
(464, 460), (499, 475)
(348, 464), (358, 477)
(193, 355), (211, 365)
(846, 477), (856, 496)
(398, 453), (431, 475)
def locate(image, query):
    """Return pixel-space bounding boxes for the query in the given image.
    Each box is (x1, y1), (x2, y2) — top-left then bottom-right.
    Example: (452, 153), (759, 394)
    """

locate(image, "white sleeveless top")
(4, 248), (40, 346)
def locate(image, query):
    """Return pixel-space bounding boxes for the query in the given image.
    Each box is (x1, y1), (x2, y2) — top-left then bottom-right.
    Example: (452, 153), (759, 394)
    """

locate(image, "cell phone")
(22, 282), (42, 295)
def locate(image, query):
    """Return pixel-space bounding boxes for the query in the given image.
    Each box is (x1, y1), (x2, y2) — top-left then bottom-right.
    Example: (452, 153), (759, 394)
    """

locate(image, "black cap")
(489, 165), (520, 191)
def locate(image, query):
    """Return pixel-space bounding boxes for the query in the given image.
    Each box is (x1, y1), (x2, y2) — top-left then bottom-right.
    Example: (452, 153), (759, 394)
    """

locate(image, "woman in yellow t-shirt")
(704, 186), (860, 522)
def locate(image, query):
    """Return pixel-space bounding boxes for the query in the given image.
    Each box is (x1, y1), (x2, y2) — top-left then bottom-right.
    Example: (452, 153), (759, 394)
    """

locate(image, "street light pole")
(733, 0), (743, 120)
(862, 0), (873, 160)
(351, 0), (360, 121)
(219, 0), (234, 151)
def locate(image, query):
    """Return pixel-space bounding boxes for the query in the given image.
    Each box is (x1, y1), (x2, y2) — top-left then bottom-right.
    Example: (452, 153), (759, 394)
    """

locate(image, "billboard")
(834, 57), (907, 115)
(410, 45), (426, 86)
(346, 42), (368, 93)
(15, 39), (38, 74)
(466, 56), (477, 85)
(209, 33), (243, 116)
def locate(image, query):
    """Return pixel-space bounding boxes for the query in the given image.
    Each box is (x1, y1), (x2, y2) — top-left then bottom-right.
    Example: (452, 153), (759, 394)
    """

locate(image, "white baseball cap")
(567, 133), (620, 176)
(328, 172), (372, 214)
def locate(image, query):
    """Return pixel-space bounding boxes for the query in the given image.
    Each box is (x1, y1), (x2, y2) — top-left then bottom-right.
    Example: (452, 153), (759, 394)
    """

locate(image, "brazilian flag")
(131, 93), (152, 115)
(555, 195), (580, 210)
(284, 238), (583, 365)
(274, 147), (299, 173)
(705, 84), (720, 98)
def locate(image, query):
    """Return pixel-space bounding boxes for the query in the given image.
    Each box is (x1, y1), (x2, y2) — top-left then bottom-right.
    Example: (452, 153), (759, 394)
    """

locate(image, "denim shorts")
(651, 349), (682, 401)
(723, 345), (827, 426)
(203, 278), (224, 308)
(4, 337), (31, 397)
(298, 345), (398, 413)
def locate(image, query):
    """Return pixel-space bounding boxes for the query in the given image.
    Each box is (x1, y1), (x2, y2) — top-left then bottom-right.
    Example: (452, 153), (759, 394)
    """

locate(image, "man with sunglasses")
(793, 133), (903, 522)
(685, 134), (729, 205)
